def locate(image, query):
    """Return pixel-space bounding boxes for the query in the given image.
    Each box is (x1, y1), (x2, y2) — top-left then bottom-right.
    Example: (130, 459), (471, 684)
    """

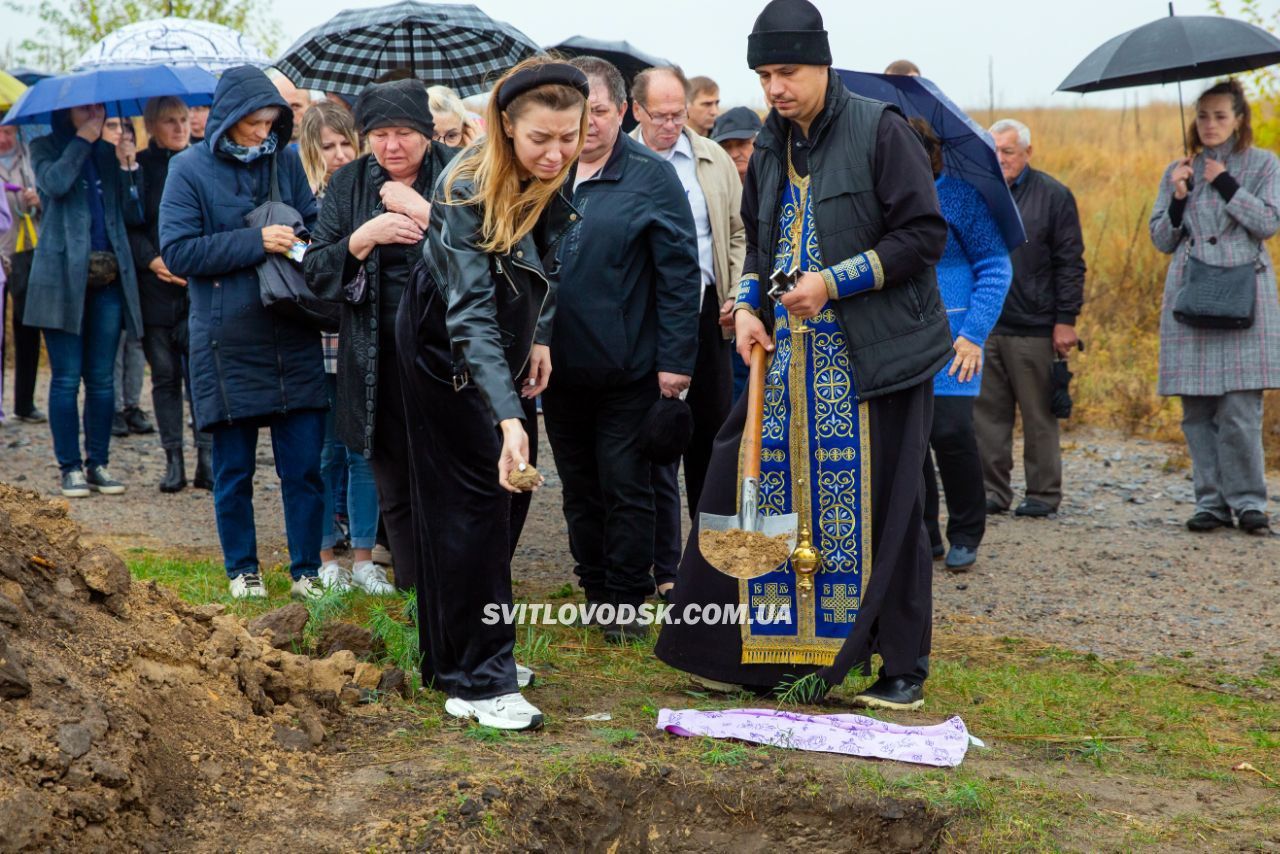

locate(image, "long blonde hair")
(444, 57), (587, 255)
(299, 101), (360, 194)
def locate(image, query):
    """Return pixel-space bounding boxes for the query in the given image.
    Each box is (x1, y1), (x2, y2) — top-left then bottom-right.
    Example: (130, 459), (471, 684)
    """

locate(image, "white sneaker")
(352, 560), (395, 595)
(290, 575), (324, 600)
(516, 663), (535, 689)
(229, 573), (267, 599)
(319, 562), (352, 592)
(445, 692), (543, 731)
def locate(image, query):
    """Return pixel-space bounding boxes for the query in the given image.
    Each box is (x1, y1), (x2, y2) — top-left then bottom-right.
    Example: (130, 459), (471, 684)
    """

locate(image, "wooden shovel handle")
(742, 344), (767, 482)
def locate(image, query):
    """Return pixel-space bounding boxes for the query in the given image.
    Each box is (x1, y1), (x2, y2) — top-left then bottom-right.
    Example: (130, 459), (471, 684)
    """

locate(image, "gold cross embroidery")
(820, 583), (859, 624)
(751, 581), (792, 610)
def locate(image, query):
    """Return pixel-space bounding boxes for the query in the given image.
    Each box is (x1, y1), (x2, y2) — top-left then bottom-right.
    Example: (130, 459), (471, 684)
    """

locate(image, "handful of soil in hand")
(509, 464), (542, 492)
(699, 529), (794, 579)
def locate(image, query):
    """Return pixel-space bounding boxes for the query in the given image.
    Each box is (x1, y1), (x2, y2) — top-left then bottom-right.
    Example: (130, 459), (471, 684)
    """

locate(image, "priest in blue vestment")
(654, 0), (954, 710)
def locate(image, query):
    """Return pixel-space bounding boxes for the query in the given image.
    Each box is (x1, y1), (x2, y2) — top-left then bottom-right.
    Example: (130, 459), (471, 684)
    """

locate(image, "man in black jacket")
(542, 57), (702, 641)
(975, 119), (1086, 518)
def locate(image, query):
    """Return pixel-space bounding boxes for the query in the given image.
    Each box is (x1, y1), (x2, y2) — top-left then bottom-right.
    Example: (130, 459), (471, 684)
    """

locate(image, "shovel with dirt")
(698, 343), (798, 579)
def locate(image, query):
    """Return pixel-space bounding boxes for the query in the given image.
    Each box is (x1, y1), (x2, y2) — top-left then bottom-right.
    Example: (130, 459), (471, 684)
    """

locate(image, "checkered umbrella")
(274, 1), (542, 99)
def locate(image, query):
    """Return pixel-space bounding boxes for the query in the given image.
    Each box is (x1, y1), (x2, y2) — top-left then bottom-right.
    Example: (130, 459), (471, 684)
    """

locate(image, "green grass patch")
(126, 552), (1280, 851)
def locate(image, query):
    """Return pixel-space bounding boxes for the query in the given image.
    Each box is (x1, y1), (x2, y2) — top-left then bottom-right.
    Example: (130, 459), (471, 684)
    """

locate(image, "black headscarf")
(353, 78), (435, 139)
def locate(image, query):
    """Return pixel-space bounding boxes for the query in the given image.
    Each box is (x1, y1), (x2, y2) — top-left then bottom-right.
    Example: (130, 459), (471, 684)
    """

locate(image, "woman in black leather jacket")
(396, 58), (588, 731)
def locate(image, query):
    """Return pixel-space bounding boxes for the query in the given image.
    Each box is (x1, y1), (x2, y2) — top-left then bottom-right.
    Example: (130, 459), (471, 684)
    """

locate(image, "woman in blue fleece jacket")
(912, 120), (1012, 570)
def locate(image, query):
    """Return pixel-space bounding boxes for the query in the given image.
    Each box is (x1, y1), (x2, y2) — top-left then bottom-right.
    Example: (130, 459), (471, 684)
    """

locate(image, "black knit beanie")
(747, 0), (832, 68)
(353, 78), (435, 139)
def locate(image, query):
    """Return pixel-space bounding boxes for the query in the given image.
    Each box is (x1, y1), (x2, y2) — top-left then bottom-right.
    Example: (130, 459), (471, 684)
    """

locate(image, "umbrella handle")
(741, 344), (768, 483)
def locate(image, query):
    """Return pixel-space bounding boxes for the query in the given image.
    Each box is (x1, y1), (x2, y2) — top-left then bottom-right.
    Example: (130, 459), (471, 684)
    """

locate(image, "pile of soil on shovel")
(698, 529), (794, 579)
(0, 484), (406, 853)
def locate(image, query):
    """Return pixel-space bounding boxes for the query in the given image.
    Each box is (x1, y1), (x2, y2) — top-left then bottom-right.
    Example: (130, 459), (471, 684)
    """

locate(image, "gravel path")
(3, 373), (1277, 674)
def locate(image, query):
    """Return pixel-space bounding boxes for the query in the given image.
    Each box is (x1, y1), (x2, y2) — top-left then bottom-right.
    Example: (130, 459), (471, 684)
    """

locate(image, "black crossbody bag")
(1173, 226), (1260, 330)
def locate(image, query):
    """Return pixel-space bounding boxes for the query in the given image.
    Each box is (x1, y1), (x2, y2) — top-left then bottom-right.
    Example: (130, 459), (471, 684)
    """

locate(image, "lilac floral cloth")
(657, 708), (974, 768)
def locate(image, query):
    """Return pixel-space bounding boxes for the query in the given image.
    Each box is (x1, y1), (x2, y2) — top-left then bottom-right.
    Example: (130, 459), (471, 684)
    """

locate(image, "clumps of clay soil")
(698, 529), (794, 579)
(509, 464), (541, 492)
(0, 484), (407, 852)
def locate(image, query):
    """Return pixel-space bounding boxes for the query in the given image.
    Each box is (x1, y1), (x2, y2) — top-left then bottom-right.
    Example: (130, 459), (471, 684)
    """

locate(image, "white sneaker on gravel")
(516, 664), (535, 689)
(445, 692), (544, 731)
(290, 575), (324, 600)
(352, 560), (395, 595)
(229, 573), (267, 599)
(319, 562), (352, 592)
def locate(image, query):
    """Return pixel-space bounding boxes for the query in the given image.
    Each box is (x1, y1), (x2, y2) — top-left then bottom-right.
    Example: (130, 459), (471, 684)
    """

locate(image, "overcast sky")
(8, 0), (1272, 109)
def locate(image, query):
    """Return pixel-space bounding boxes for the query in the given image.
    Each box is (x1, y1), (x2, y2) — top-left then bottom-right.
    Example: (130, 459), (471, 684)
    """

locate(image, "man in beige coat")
(631, 65), (745, 598)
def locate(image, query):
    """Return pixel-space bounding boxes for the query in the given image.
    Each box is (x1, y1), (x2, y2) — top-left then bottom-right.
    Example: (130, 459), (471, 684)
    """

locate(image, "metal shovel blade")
(699, 477), (799, 580)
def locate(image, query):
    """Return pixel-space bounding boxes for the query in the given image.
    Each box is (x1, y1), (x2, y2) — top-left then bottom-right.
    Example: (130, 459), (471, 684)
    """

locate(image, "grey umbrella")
(275, 1), (541, 99)
(1058, 4), (1280, 151)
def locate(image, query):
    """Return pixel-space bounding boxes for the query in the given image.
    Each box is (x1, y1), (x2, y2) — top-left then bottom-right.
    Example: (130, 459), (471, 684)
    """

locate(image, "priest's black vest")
(753, 86), (954, 400)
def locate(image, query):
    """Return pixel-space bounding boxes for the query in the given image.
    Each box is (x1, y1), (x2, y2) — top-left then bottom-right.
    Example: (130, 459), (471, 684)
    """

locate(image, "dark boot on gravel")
(1186, 511), (1232, 532)
(1014, 498), (1055, 518)
(1238, 510), (1271, 536)
(159, 448), (187, 493)
(193, 448), (214, 490)
(125, 406), (155, 435)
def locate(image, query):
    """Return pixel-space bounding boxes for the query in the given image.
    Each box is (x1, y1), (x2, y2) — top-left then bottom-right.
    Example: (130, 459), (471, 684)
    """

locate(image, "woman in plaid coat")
(1151, 80), (1280, 536)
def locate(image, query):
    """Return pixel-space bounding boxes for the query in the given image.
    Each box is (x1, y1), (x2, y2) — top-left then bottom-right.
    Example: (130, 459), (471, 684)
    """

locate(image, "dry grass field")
(1004, 101), (1280, 465)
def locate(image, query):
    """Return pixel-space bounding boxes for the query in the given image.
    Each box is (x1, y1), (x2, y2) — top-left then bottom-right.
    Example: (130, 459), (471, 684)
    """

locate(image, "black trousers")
(683, 292), (733, 517)
(653, 293), (732, 584)
(543, 374), (659, 606)
(142, 323), (211, 452)
(396, 286), (534, 701)
(651, 462), (682, 588)
(4, 251), (41, 416)
(369, 348), (416, 590)
(923, 395), (986, 549)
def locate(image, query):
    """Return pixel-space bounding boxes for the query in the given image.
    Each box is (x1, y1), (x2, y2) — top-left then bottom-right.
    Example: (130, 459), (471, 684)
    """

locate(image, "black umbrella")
(1057, 4), (1280, 152)
(547, 36), (670, 82)
(546, 36), (671, 131)
(275, 1), (542, 99)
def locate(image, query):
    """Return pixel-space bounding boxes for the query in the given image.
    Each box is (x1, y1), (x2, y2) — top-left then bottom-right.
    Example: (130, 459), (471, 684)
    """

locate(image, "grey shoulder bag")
(1172, 226), (1259, 330)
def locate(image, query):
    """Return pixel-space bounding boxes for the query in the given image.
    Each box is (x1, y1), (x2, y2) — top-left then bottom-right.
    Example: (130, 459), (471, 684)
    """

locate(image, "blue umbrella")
(1, 64), (218, 126)
(836, 69), (1026, 252)
(6, 67), (53, 86)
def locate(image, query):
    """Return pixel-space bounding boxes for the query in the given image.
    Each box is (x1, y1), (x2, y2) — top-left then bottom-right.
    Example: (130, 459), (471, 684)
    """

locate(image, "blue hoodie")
(159, 66), (322, 429)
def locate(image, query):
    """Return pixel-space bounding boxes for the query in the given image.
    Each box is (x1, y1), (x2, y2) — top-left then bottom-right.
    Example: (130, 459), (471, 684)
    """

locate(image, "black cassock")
(654, 112), (943, 691)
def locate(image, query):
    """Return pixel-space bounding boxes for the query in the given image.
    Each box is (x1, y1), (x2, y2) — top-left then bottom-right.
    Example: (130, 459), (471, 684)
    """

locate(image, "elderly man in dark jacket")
(160, 65), (324, 601)
(541, 57), (701, 641)
(975, 118), (1086, 518)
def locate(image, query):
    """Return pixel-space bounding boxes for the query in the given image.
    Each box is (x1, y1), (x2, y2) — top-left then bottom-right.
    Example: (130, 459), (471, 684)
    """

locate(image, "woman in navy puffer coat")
(160, 65), (325, 600)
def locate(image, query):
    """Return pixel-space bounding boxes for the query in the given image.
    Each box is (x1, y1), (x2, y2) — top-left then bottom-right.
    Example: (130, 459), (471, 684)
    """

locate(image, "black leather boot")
(159, 448), (187, 493)
(193, 447), (214, 490)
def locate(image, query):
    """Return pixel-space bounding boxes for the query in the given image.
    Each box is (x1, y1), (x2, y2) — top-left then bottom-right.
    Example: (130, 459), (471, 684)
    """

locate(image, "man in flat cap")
(655, 0), (952, 710)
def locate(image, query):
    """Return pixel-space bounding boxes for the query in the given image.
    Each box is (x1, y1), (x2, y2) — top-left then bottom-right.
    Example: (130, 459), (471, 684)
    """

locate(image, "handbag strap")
(268, 154), (282, 204)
